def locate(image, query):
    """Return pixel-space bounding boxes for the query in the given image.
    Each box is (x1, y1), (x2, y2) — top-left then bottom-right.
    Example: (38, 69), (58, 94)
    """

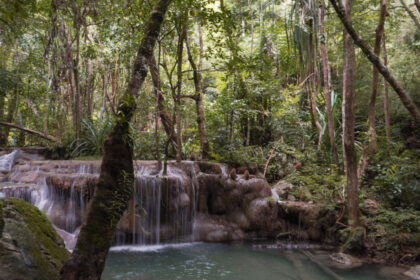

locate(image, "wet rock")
(362, 199), (379, 215)
(273, 180), (294, 198)
(405, 265), (420, 280)
(328, 252), (362, 269)
(193, 214), (243, 242)
(276, 201), (339, 242)
(247, 198), (278, 230)
(196, 161), (222, 174)
(0, 198), (69, 280)
(11, 171), (39, 183)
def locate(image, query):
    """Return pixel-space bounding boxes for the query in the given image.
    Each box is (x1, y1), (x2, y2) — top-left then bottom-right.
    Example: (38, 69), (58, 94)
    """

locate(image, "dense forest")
(0, 0), (419, 279)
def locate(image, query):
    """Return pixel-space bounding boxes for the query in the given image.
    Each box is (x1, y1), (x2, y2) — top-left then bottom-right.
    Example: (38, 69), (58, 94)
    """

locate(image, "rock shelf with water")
(0, 149), (339, 252)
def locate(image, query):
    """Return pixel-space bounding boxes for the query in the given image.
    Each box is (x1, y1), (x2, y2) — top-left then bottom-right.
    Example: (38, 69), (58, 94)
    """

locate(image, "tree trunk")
(148, 55), (178, 153)
(382, 34), (391, 139)
(319, 0), (339, 165)
(60, 1), (171, 279)
(358, 0), (387, 185)
(400, 0), (420, 30)
(0, 93), (6, 145)
(3, 88), (19, 141)
(0, 122), (60, 142)
(185, 28), (210, 160)
(307, 19), (323, 151)
(174, 26), (186, 162)
(341, 0), (359, 226)
(415, 0), (420, 13)
(329, 0), (420, 128)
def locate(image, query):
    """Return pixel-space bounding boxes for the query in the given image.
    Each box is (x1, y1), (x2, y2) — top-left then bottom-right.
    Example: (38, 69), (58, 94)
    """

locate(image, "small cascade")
(0, 150), (20, 172)
(0, 150), (203, 250)
(115, 164), (198, 246)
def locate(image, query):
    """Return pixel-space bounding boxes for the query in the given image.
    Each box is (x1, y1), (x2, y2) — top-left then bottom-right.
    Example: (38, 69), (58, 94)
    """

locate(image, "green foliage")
(367, 207), (420, 258)
(132, 130), (167, 160)
(287, 160), (345, 204)
(70, 119), (113, 157)
(367, 140), (420, 210)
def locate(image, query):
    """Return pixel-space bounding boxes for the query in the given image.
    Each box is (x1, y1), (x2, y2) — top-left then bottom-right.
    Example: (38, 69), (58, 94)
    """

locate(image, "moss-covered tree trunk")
(60, 0), (172, 279)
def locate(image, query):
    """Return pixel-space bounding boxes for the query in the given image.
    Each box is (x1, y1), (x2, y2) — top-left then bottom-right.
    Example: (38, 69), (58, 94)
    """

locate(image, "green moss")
(2, 198), (69, 279)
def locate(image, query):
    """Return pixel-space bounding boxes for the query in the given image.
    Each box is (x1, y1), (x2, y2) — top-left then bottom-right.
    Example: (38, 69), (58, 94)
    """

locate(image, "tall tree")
(318, 0), (339, 164)
(60, 0), (172, 278)
(148, 54), (178, 153)
(329, 0), (420, 129)
(358, 0), (388, 184)
(184, 21), (210, 160)
(341, 0), (359, 226)
(382, 33), (391, 139)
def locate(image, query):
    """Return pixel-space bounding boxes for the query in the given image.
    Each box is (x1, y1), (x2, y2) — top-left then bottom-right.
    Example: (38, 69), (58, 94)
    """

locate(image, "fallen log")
(0, 122), (60, 143)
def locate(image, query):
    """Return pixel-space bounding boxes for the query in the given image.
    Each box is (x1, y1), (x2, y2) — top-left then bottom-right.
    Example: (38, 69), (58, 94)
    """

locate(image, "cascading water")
(0, 150), (204, 251)
(0, 150), (20, 172)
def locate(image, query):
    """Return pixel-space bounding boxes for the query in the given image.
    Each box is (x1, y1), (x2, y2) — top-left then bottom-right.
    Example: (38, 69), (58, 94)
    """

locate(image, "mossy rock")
(0, 198), (69, 280)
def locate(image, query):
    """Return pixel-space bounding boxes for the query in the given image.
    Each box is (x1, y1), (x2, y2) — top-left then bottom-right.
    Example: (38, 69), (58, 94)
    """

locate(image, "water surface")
(103, 242), (402, 280)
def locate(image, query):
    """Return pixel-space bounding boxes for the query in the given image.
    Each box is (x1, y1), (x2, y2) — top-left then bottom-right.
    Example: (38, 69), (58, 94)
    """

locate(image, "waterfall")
(0, 150), (20, 172)
(0, 150), (200, 250)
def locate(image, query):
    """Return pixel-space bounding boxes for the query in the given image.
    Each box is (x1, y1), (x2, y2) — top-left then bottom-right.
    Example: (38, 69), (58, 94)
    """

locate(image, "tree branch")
(0, 122), (60, 142)
(329, 0), (420, 127)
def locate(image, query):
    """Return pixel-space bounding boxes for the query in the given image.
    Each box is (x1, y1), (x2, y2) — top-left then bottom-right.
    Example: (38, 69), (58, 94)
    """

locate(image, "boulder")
(273, 180), (294, 198)
(405, 265), (420, 280)
(328, 252), (362, 269)
(0, 198), (69, 280)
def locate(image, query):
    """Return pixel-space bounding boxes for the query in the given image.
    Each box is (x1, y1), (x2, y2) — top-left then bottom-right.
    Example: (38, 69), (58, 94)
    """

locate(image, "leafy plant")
(70, 119), (113, 158)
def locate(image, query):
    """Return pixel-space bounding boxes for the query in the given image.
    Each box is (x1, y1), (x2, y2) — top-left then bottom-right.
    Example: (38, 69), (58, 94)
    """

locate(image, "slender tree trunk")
(330, 0), (420, 128)
(100, 66), (108, 120)
(382, 34), (391, 139)
(174, 26), (186, 162)
(246, 117), (251, 146)
(86, 59), (95, 120)
(154, 49), (162, 169)
(342, 0), (359, 226)
(185, 29), (210, 160)
(4, 88), (19, 141)
(74, 23), (81, 138)
(60, 1), (171, 279)
(358, 0), (387, 185)
(307, 19), (323, 151)
(400, 0), (420, 30)
(319, 0), (339, 165)
(0, 93), (6, 145)
(149, 55), (177, 153)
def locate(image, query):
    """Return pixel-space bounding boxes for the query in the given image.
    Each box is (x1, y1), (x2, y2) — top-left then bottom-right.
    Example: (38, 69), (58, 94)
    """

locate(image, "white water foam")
(110, 242), (203, 252)
(0, 150), (20, 172)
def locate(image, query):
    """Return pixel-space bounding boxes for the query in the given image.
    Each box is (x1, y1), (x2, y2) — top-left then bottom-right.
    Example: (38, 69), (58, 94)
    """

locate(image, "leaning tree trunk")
(342, 0), (359, 227)
(400, 0), (420, 30)
(60, 1), (171, 279)
(330, 0), (420, 129)
(319, 0), (339, 165)
(415, 0), (420, 13)
(358, 0), (387, 186)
